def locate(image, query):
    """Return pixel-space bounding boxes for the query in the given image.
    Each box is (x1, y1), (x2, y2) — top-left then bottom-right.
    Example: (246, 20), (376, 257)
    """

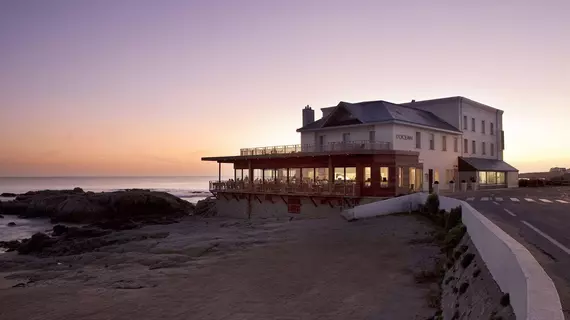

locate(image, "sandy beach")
(0, 213), (443, 320)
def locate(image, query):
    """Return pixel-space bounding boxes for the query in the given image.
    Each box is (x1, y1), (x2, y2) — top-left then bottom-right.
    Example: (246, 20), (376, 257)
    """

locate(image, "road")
(451, 186), (570, 319)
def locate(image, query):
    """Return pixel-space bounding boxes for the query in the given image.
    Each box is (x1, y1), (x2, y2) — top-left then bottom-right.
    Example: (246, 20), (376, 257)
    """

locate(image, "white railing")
(209, 180), (361, 196)
(239, 140), (391, 156)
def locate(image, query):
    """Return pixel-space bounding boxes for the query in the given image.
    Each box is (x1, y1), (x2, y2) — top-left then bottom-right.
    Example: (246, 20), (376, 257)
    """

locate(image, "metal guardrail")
(239, 140), (392, 156)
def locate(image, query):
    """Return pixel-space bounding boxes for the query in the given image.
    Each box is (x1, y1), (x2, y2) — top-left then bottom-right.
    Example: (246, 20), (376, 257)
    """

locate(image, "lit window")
(380, 167), (389, 188)
(398, 167), (403, 187)
(364, 167), (371, 187)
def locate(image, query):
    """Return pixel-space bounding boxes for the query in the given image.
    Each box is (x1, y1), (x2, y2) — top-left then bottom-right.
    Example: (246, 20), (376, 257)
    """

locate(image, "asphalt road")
(451, 186), (570, 319)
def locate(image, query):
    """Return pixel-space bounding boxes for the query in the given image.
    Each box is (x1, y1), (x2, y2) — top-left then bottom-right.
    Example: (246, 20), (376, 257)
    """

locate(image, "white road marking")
(504, 209), (517, 217)
(556, 200), (569, 204)
(522, 220), (570, 256)
(539, 199), (552, 203)
(481, 197), (490, 201)
(525, 198), (535, 202)
(510, 198), (520, 202)
(495, 197), (503, 201)
(466, 197), (475, 201)
(493, 201), (500, 205)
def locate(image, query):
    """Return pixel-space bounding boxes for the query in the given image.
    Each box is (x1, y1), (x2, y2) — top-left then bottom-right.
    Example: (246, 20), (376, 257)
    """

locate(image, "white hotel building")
(298, 96), (519, 191)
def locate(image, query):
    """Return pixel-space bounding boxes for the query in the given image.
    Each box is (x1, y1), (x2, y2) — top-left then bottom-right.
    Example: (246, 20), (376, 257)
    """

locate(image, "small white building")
(298, 96), (518, 191)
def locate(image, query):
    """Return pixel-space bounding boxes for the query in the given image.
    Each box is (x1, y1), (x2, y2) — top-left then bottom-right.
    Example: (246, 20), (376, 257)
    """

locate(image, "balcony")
(239, 140), (391, 156)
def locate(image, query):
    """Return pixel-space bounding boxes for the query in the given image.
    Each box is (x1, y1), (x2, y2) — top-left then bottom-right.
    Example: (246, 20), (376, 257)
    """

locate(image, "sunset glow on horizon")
(1, 0), (569, 176)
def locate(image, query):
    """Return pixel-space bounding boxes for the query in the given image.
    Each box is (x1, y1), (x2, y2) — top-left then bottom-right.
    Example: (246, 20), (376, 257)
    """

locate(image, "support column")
(248, 160), (253, 191)
(218, 162), (221, 182)
(328, 156), (334, 192)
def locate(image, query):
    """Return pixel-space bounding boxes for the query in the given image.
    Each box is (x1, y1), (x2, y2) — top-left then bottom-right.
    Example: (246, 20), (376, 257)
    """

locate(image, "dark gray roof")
(297, 100), (461, 132)
(459, 157), (518, 172)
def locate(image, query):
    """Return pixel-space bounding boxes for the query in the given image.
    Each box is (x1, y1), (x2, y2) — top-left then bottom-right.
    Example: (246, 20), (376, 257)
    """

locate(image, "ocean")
(0, 176), (223, 243)
(0, 176), (222, 202)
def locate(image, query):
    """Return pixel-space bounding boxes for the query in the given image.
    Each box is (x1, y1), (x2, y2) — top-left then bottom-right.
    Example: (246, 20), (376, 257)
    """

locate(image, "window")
(471, 118), (475, 131)
(490, 122), (494, 135)
(434, 170), (440, 183)
(287, 168), (299, 183)
(481, 120), (486, 134)
(409, 168), (416, 190)
(482, 142), (486, 155)
(479, 172), (487, 184)
(380, 167), (389, 187)
(487, 172), (497, 184)
(464, 139), (468, 153)
(398, 167), (403, 187)
(479, 171), (506, 185)
(497, 172), (505, 184)
(334, 167), (345, 181)
(415, 132), (421, 148)
(345, 167), (357, 181)
(429, 133), (435, 150)
(315, 168), (329, 182)
(369, 131), (375, 142)
(342, 133), (350, 142)
(463, 115), (468, 129)
(442, 136), (447, 151)
(301, 168), (314, 183)
(454, 137), (458, 152)
(364, 167), (371, 187)
(472, 140), (476, 154)
(491, 143), (495, 157)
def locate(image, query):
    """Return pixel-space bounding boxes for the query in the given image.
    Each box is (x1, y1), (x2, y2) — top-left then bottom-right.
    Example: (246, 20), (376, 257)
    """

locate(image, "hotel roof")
(297, 100), (461, 132)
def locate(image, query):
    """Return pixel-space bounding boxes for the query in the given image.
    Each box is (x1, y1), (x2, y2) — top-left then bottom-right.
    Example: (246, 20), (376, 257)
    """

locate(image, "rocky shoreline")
(0, 188), (216, 256)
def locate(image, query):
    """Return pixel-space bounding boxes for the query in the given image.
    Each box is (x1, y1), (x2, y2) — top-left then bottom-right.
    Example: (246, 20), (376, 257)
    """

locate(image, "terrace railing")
(209, 180), (361, 196)
(239, 140), (391, 156)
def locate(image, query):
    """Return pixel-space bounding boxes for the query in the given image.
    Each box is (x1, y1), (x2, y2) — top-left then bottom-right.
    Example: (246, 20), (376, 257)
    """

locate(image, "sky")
(0, 0), (568, 176)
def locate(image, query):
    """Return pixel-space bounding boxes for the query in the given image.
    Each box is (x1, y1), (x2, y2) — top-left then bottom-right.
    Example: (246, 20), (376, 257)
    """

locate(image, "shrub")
(445, 206), (462, 231)
(449, 180), (454, 184)
(434, 181), (440, 185)
(444, 224), (467, 253)
(425, 193), (440, 215)
(518, 179), (528, 187)
(500, 293), (510, 306)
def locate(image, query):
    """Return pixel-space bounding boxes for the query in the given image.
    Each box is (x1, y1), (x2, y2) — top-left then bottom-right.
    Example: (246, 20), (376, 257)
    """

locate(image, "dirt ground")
(0, 214), (442, 320)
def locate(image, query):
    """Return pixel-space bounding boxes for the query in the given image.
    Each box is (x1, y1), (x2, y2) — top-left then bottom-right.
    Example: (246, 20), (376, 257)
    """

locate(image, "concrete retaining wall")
(344, 193), (564, 320)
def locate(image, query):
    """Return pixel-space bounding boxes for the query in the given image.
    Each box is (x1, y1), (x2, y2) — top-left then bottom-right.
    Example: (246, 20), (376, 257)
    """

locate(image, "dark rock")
(459, 282), (469, 295)
(0, 240), (21, 252)
(194, 197), (217, 216)
(52, 224), (69, 236)
(17, 232), (56, 254)
(0, 193), (18, 197)
(8, 189), (194, 224)
(7, 222), (16, 227)
(0, 202), (28, 216)
(73, 187), (84, 193)
(500, 293), (510, 306)
(461, 253), (475, 268)
(91, 220), (140, 230)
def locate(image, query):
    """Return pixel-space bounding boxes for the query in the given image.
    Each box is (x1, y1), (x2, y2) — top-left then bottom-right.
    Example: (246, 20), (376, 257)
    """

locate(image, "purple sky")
(1, 0), (569, 176)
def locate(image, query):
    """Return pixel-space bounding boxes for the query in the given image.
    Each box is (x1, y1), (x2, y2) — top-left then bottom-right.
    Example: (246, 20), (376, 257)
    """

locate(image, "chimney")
(302, 105), (314, 127)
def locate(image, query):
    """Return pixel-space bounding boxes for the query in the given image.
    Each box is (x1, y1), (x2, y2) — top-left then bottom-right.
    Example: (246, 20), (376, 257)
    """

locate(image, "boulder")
(17, 232), (56, 254)
(51, 195), (106, 223)
(0, 202), (28, 216)
(194, 197), (217, 216)
(0, 193), (17, 197)
(0, 240), (21, 252)
(52, 224), (69, 236)
(7, 222), (16, 227)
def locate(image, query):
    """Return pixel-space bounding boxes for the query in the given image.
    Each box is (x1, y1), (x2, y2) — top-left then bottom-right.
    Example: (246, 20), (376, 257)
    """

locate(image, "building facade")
(298, 97), (518, 191)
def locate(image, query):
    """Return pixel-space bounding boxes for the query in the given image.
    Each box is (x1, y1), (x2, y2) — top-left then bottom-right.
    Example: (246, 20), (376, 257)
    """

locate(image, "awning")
(458, 157), (518, 172)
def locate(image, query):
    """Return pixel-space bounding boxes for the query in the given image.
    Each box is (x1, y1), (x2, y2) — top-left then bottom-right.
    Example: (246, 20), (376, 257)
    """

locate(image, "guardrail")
(209, 180), (361, 196)
(239, 140), (391, 156)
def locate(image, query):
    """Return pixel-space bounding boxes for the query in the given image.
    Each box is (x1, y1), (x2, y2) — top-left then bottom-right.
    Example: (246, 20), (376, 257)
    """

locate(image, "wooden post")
(218, 162), (221, 182)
